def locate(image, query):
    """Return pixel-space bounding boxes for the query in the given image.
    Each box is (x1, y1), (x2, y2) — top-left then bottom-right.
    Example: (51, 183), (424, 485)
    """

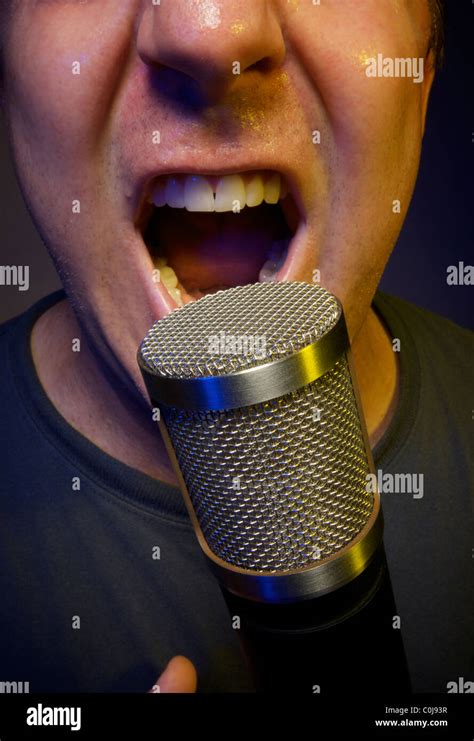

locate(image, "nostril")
(149, 67), (207, 112)
(248, 57), (276, 74)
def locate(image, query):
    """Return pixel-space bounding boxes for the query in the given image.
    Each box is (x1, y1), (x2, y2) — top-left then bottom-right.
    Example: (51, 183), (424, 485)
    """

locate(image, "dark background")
(0, 0), (472, 328)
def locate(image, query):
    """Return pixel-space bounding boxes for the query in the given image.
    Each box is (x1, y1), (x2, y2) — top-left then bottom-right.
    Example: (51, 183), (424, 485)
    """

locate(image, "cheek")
(286, 1), (426, 134)
(287, 1), (425, 218)
(2, 2), (140, 261)
(4, 3), (136, 163)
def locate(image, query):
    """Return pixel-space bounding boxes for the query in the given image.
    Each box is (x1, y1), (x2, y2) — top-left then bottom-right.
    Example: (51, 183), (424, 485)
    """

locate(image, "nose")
(137, 0), (286, 104)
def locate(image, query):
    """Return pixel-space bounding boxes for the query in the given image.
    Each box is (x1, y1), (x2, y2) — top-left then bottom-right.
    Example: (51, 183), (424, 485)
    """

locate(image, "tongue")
(151, 205), (288, 295)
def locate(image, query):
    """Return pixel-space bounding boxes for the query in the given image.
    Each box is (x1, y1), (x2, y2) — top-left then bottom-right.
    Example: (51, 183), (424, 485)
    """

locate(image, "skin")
(1, 0), (436, 690)
(149, 655), (197, 694)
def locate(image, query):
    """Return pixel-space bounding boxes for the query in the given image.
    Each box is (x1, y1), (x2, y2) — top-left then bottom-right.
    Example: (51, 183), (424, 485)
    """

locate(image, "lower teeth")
(167, 287), (184, 307)
(153, 237), (289, 306)
(258, 239), (289, 283)
(259, 260), (284, 283)
(151, 258), (184, 306)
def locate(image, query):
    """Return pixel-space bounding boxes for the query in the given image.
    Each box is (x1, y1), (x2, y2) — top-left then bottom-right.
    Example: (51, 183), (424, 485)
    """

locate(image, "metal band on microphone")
(138, 310), (349, 411)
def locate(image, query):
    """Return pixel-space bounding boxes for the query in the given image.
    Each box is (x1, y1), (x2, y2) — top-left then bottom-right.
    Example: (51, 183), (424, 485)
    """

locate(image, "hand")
(148, 655), (197, 693)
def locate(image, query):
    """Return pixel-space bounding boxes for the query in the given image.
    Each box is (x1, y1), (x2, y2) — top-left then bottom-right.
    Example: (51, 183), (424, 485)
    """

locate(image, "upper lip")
(133, 161), (306, 229)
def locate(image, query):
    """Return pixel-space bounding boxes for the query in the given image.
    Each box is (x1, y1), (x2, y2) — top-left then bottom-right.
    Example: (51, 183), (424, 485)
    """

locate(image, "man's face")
(1, 0), (433, 399)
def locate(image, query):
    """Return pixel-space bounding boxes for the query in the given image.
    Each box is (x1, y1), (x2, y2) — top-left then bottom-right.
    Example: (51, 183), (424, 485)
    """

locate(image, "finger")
(149, 655), (197, 694)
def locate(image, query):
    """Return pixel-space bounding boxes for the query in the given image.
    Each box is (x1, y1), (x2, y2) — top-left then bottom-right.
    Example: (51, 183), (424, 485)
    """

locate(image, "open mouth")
(138, 170), (303, 306)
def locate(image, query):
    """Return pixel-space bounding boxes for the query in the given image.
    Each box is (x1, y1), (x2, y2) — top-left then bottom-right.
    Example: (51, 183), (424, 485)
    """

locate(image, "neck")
(351, 305), (399, 449)
(31, 297), (398, 484)
(31, 299), (178, 485)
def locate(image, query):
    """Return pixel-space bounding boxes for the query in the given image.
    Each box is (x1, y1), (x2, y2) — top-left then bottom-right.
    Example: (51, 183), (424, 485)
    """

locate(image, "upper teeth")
(149, 171), (288, 213)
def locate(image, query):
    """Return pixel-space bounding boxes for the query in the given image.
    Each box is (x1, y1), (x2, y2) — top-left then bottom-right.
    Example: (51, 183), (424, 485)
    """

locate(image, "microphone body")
(138, 282), (410, 692)
(221, 545), (410, 693)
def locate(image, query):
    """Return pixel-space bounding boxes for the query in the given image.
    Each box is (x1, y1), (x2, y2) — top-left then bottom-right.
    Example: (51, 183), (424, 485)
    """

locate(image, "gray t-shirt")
(0, 290), (472, 692)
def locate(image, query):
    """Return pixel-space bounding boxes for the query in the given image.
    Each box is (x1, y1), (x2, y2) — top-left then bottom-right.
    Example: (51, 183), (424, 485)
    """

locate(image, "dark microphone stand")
(221, 546), (411, 694)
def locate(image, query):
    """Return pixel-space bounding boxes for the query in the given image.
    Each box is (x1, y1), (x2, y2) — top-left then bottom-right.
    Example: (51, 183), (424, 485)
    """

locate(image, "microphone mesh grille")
(140, 282), (373, 572)
(162, 357), (372, 571)
(139, 281), (341, 378)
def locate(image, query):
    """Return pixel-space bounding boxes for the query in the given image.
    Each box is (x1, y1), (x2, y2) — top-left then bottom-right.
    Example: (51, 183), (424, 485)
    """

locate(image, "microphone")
(137, 281), (411, 693)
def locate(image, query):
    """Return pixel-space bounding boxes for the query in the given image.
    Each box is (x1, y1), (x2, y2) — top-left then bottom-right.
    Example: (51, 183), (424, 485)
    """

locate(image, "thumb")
(148, 655), (197, 694)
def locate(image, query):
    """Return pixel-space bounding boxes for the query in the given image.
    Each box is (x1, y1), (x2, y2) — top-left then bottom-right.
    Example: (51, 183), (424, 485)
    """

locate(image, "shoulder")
(373, 291), (473, 462)
(0, 308), (27, 368)
(374, 291), (473, 369)
(0, 292), (66, 406)
(0, 290), (65, 346)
